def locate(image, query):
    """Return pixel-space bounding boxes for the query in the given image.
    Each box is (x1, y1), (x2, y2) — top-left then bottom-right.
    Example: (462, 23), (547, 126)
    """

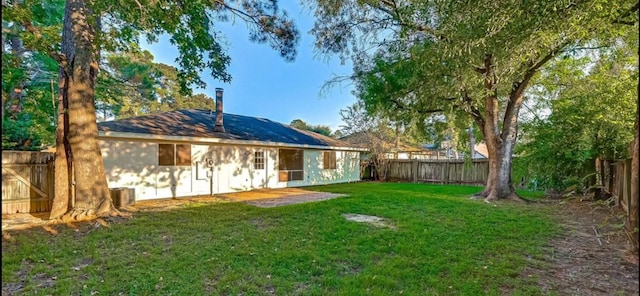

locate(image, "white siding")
(100, 140), (158, 200)
(101, 139), (361, 200)
(196, 145), (279, 194)
(279, 150), (361, 187)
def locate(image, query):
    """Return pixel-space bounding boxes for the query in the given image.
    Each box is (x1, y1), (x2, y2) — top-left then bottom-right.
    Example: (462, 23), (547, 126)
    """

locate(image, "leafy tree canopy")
(514, 32), (638, 190)
(289, 118), (334, 137)
(310, 0), (637, 131)
(310, 0), (638, 200)
(3, 0), (297, 149)
(5, 0), (300, 93)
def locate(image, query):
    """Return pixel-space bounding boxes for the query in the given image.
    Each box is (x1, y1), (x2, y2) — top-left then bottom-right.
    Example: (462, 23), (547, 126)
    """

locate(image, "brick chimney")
(213, 88), (225, 133)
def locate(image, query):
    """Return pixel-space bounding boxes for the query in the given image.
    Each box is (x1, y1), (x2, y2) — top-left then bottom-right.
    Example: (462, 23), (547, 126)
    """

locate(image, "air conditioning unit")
(109, 187), (135, 208)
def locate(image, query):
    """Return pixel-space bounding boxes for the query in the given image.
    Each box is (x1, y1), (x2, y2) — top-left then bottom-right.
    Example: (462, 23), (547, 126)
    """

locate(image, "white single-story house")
(97, 90), (365, 201)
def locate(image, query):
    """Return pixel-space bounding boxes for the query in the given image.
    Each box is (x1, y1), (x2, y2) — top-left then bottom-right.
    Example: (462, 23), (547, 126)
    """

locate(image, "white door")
(252, 151), (267, 188)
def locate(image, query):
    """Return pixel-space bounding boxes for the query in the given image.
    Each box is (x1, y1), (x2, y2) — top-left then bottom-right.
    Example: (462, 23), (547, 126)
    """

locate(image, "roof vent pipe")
(213, 88), (225, 133)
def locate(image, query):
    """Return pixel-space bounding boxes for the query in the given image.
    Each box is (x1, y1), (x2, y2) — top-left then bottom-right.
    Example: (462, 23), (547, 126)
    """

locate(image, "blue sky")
(142, 1), (356, 132)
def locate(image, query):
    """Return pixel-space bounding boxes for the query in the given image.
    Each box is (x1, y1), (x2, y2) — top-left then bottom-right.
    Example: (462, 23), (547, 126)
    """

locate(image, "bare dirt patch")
(520, 198), (639, 296)
(242, 192), (346, 208)
(131, 195), (229, 212)
(219, 188), (346, 208)
(342, 213), (397, 229)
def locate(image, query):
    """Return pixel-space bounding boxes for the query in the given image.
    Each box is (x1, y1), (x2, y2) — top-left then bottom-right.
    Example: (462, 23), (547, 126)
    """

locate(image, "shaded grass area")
(2, 182), (557, 295)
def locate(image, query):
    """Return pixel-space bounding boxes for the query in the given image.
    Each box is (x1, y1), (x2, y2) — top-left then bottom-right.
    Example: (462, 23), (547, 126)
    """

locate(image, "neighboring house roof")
(339, 131), (425, 152)
(473, 143), (488, 158)
(98, 109), (362, 150)
(422, 143), (438, 150)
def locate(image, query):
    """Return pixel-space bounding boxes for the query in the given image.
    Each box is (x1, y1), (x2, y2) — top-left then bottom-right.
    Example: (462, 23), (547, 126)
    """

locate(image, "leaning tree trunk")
(50, 0), (117, 220)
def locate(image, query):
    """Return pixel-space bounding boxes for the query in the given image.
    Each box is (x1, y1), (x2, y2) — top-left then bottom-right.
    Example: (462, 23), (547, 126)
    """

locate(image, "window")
(278, 149), (303, 181)
(323, 151), (336, 169)
(254, 151), (265, 170)
(176, 144), (191, 165)
(158, 143), (191, 166)
(158, 144), (175, 166)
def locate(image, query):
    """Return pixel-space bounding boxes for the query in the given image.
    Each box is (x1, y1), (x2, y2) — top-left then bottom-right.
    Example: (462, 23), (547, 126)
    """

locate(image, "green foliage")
(514, 34), (637, 190)
(2, 0), (300, 150)
(312, 0), (637, 191)
(2, 0), (64, 53)
(313, 1), (637, 138)
(97, 51), (217, 120)
(90, 0), (299, 93)
(1, 97), (56, 151)
(1, 183), (558, 295)
(289, 119), (334, 137)
(2, 43), (58, 150)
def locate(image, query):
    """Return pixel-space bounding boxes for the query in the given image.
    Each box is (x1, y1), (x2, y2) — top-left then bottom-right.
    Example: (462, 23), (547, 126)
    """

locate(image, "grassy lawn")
(2, 182), (558, 295)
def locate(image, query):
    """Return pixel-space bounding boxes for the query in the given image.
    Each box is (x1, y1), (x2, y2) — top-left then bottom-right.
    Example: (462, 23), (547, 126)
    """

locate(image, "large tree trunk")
(50, 0), (117, 220)
(480, 131), (521, 201)
(49, 70), (70, 219)
(472, 54), (526, 202)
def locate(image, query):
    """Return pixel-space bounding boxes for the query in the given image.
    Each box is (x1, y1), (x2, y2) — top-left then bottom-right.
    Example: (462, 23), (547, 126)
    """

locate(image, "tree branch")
(367, 0), (447, 41)
(513, 40), (571, 100)
(613, 1), (639, 25)
(212, 0), (294, 51)
(389, 98), (443, 114)
(501, 41), (571, 141)
(459, 93), (484, 129)
(560, 45), (609, 53)
(474, 66), (486, 74)
(18, 20), (65, 64)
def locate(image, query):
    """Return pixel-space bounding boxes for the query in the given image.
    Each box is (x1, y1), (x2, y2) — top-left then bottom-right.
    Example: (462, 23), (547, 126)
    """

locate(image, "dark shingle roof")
(98, 109), (355, 148)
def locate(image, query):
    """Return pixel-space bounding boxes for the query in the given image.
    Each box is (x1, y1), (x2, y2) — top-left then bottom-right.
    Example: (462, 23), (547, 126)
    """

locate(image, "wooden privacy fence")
(610, 159), (632, 213)
(609, 158), (638, 247)
(385, 159), (489, 185)
(2, 151), (55, 214)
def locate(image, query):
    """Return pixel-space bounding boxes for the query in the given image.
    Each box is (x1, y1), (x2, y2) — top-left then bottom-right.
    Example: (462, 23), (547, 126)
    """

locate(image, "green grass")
(2, 182), (558, 295)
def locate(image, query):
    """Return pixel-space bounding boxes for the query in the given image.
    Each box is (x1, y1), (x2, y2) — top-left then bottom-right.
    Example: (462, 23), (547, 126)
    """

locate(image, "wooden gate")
(2, 151), (55, 214)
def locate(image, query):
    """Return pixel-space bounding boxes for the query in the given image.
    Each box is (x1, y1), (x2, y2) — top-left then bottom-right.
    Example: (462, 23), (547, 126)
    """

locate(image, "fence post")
(48, 159), (55, 209)
(625, 159), (632, 218)
(444, 161), (450, 184)
(412, 160), (418, 183)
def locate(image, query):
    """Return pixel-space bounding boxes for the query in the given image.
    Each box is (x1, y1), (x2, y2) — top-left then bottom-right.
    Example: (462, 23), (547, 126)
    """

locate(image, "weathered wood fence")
(385, 159), (489, 185)
(609, 158), (638, 249)
(2, 151), (55, 214)
(610, 159), (633, 214)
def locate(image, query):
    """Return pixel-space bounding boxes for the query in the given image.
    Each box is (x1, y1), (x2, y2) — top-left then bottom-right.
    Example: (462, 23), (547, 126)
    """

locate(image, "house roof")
(473, 143), (488, 158)
(97, 109), (360, 150)
(339, 131), (426, 152)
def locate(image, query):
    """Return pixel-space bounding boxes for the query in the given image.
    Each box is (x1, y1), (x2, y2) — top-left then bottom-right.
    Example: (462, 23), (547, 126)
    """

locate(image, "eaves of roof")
(99, 130), (368, 152)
